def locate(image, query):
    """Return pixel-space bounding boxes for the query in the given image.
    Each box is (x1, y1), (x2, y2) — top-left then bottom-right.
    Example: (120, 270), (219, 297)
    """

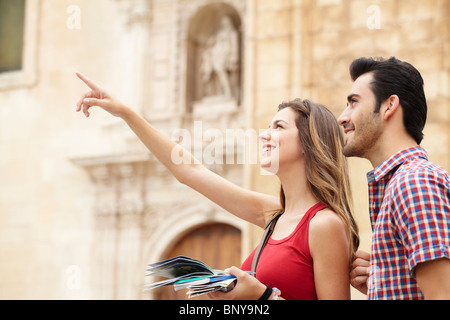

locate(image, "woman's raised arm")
(75, 72), (280, 227)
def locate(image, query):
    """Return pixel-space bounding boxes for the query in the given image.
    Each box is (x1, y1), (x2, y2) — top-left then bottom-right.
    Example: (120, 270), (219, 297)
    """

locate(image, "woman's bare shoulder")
(310, 208), (346, 231)
(309, 208), (348, 253)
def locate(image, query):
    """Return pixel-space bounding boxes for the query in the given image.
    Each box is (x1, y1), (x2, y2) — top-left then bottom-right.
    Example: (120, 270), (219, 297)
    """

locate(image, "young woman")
(75, 72), (359, 300)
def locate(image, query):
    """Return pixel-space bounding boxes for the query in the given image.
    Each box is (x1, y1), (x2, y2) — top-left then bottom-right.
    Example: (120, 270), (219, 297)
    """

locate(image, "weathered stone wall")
(0, 0), (448, 299)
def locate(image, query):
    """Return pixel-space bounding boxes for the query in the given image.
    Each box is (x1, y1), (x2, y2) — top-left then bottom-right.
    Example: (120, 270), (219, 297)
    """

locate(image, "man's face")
(337, 73), (384, 159)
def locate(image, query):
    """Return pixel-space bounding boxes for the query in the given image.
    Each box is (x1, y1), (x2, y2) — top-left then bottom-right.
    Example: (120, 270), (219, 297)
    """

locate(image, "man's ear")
(382, 95), (400, 121)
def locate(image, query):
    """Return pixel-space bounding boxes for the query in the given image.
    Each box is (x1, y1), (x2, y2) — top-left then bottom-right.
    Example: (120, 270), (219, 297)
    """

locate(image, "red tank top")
(241, 202), (327, 300)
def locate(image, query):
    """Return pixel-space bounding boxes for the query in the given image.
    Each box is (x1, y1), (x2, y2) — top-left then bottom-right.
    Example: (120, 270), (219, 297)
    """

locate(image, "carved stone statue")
(199, 16), (239, 100)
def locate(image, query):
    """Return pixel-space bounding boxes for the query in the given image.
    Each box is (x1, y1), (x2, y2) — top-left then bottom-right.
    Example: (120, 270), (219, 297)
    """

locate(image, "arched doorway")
(153, 223), (242, 300)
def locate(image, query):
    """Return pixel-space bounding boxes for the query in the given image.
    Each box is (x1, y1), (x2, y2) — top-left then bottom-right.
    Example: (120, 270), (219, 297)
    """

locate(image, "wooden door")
(153, 223), (241, 300)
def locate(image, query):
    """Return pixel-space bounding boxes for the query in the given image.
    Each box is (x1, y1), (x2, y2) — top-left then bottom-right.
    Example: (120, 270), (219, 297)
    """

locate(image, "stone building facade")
(0, 0), (449, 299)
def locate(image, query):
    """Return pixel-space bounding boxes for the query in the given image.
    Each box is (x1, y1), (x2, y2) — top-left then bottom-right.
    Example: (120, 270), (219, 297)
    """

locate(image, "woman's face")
(259, 107), (304, 175)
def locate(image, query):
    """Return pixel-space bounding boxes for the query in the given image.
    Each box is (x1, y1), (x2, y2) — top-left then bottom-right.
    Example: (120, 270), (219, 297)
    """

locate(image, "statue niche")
(200, 16), (239, 99)
(186, 6), (242, 113)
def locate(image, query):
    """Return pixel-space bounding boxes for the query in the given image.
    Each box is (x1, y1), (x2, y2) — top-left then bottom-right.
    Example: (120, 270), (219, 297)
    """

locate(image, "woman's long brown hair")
(278, 99), (360, 261)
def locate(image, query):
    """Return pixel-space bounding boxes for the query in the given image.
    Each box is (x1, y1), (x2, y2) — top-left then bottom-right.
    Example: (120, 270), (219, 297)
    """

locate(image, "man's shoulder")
(396, 157), (449, 182)
(389, 157), (450, 198)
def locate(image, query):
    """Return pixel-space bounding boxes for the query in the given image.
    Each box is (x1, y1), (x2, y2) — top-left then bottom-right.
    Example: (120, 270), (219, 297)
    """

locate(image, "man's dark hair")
(349, 57), (427, 145)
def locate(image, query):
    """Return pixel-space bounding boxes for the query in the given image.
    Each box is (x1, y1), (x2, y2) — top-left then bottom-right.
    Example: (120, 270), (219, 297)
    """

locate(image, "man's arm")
(415, 258), (450, 300)
(395, 165), (450, 299)
(350, 250), (370, 295)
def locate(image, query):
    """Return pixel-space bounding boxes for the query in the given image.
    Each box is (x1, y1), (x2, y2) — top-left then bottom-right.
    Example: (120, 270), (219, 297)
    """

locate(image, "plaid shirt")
(367, 146), (450, 300)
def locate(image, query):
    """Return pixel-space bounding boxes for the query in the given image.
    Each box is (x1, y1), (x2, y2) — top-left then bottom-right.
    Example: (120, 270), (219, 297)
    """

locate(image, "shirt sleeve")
(393, 166), (450, 273)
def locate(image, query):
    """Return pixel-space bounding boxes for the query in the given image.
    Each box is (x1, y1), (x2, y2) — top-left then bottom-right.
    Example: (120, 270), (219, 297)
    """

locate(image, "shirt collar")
(368, 146), (428, 182)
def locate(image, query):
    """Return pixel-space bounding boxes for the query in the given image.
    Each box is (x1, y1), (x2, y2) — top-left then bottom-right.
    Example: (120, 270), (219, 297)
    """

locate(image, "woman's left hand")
(209, 266), (267, 300)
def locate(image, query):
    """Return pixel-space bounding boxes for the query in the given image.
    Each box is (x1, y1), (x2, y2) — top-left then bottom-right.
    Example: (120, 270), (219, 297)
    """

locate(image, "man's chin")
(343, 144), (361, 158)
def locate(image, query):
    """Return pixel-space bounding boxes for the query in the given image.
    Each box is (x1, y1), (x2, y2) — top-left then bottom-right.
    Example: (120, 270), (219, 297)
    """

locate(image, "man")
(338, 57), (450, 299)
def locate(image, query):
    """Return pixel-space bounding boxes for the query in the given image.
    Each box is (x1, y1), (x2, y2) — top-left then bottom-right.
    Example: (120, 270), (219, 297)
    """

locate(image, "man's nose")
(337, 108), (350, 126)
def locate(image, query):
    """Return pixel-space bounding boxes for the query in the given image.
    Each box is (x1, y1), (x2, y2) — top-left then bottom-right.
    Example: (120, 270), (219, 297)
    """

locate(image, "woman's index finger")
(76, 72), (100, 91)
